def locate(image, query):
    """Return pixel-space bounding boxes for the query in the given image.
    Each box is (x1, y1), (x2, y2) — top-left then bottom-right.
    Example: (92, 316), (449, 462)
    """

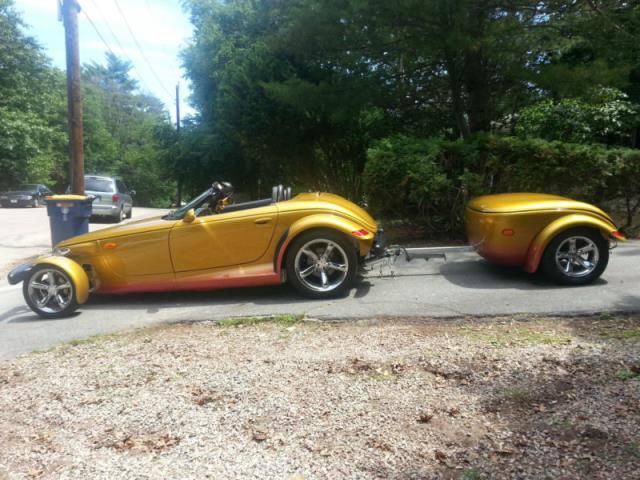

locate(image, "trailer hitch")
(363, 242), (479, 278)
(363, 227), (479, 276)
(366, 244), (477, 265)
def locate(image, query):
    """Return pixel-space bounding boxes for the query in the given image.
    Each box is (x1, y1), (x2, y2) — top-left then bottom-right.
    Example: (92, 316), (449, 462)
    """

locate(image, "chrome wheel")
(554, 235), (599, 278)
(26, 268), (73, 314)
(294, 238), (349, 293)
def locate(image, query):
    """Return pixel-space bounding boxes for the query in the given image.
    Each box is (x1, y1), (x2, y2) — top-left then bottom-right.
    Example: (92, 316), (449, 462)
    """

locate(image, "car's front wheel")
(541, 227), (609, 285)
(23, 265), (79, 318)
(286, 229), (358, 298)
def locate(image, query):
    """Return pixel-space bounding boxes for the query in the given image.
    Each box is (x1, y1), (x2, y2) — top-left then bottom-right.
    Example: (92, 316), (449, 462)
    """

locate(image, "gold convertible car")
(8, 182), (624, 318)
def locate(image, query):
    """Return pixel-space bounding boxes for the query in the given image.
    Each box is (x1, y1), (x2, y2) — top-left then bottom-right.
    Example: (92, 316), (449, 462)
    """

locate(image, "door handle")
(254, 217), (272, 225)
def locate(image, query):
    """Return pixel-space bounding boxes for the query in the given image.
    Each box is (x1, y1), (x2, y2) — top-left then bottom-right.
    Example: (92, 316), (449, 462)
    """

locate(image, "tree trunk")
(465, 49), (492, 133)
(463, 7), (492, 134)
(445, 52), (470, 139)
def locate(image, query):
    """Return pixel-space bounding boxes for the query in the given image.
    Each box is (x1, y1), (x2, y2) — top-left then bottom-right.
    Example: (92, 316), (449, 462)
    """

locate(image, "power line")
(112, 0), (174, 100)
(80, 3), (174, 107)
(83, 0), (166, 101)
(81, 7), (119, 59)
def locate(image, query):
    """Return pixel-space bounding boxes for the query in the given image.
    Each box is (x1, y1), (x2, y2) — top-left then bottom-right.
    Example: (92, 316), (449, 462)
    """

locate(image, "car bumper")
(1, 199), (35, 207)
(8, 263), (34, 285)
(91, 205), (119, 216)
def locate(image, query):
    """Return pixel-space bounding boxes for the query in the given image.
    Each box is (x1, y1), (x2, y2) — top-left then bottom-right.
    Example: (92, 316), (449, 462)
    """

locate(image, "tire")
(126, 207), (132, 219)
(32, 198), (39, 208)
(541, 227), (609, 286)
(286, 229), (358, 299)
(113, 207), (124, 223)
(23, 265), (79, 319)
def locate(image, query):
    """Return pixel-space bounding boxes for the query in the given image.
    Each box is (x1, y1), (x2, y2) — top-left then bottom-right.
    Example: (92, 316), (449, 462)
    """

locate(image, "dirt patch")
(0, 314), (638, 479)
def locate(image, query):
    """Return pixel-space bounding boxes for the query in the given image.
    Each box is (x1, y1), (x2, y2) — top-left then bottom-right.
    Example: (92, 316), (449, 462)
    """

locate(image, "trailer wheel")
(286, 229), (357, 299)
(23, 265), (79, 318)
(541, 227), (609, 285)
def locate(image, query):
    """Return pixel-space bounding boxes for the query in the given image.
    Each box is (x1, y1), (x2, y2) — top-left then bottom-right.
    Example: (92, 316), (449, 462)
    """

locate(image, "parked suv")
(85, 175), (134, 222)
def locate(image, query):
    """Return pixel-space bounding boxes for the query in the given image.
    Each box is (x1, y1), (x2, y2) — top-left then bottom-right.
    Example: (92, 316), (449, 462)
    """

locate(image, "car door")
(169, 205), (278, 272)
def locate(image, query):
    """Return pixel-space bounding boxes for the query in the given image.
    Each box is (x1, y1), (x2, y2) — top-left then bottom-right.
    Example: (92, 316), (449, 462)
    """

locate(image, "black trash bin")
(46, 195), (94, 247)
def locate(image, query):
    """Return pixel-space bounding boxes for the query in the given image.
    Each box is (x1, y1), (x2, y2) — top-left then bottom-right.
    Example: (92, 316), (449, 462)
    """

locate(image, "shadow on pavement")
(0, 305), (32, 323)
(439, 259), (608, 290)
(81, 278), (376, 314)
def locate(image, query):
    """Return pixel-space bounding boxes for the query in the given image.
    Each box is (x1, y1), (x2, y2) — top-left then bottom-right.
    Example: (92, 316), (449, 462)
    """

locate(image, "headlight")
(54, 247), (71, 256)
(25, 195), (32, 200)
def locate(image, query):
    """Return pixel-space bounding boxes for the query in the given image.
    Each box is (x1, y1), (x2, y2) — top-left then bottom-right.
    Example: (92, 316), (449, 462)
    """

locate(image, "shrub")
(515, 88), (639, 146)
(364, 134), (640, 234)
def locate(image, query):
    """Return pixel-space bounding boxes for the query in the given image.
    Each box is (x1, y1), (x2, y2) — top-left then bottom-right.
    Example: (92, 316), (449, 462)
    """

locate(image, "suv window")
(86, 177), (114, 193)
(115, 180), (128, 194)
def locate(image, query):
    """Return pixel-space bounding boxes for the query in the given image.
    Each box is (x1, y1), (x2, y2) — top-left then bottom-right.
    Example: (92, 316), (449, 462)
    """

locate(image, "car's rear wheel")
(126, 206), (132, 219)
(286, 229), (357, 298)
(113, 207), (124, 223)
(541, 227), (609, 285)
(23, 265), (79, 318)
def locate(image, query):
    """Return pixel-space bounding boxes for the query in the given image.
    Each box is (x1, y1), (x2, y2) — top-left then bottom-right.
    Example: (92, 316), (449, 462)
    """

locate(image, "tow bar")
(376, 244), (477, 263)
(363, 228), (479, 275)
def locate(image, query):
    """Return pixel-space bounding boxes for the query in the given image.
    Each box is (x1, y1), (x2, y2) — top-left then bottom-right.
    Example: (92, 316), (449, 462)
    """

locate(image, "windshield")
(164, 188), (213, 220)
(18, 184), (38, 191)
(85, 178), (114, 192)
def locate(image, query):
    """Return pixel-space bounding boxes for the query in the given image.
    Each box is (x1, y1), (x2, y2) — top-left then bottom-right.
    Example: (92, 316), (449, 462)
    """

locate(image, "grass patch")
(600, 328), (640, 340)
(463, 467), (481, 480)
(626, 440), (640, 458)
(617, 369), (640, 381)
(64, 334), (116, 348)
(620, 329), (640, 340)
(503, 387), (531, 402)
(460, 326), (573, 346)
(553, 417), (575, 431)
(38, 333), (120, 352)
(217, 314), (304, 328)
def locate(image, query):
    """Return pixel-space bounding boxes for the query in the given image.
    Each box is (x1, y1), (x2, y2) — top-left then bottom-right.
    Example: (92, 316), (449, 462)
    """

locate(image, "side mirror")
(183, 208), (196, 224)
(130, 190), (136, 196)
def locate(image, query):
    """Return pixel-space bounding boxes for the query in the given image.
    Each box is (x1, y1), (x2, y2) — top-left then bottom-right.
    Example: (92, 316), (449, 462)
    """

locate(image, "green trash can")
(46, 195), (95, 247)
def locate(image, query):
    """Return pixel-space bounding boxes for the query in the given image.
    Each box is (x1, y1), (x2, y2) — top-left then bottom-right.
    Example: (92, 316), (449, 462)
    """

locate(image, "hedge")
(364, 135), (640, 233)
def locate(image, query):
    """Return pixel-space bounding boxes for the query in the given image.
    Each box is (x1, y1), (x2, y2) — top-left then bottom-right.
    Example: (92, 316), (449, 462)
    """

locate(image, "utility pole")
(61, 0), (85, 194)
(176, 83), (182, 206)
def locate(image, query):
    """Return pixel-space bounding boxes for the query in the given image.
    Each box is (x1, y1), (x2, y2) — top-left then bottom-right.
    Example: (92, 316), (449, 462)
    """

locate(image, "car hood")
(58, 215), (173, 247)
(467, 193), (614, 222)
(285, 192), (378, 232)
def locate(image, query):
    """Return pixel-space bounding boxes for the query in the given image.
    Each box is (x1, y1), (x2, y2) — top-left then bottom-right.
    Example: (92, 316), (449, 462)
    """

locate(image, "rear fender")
(525, 214), (618, 273)
(32, 256), (91, 304)
(276, 214), (375, 272)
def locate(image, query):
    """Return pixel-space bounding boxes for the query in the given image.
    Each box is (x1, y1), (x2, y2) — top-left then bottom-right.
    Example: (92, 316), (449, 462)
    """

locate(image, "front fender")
(276, 214), (375, 272)
(32, 256), (90, 305)
(524, 214), (618, 273)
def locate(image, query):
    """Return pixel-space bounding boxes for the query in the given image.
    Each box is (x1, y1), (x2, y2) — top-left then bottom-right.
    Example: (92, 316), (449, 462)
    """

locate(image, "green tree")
(0, 0), (65, 190)
(81, 53), (175, 206)
(515, 88), (639, 146)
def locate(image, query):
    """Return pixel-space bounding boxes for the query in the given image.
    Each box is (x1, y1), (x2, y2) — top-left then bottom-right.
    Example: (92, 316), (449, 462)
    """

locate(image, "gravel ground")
(0, 314), (639, 480)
